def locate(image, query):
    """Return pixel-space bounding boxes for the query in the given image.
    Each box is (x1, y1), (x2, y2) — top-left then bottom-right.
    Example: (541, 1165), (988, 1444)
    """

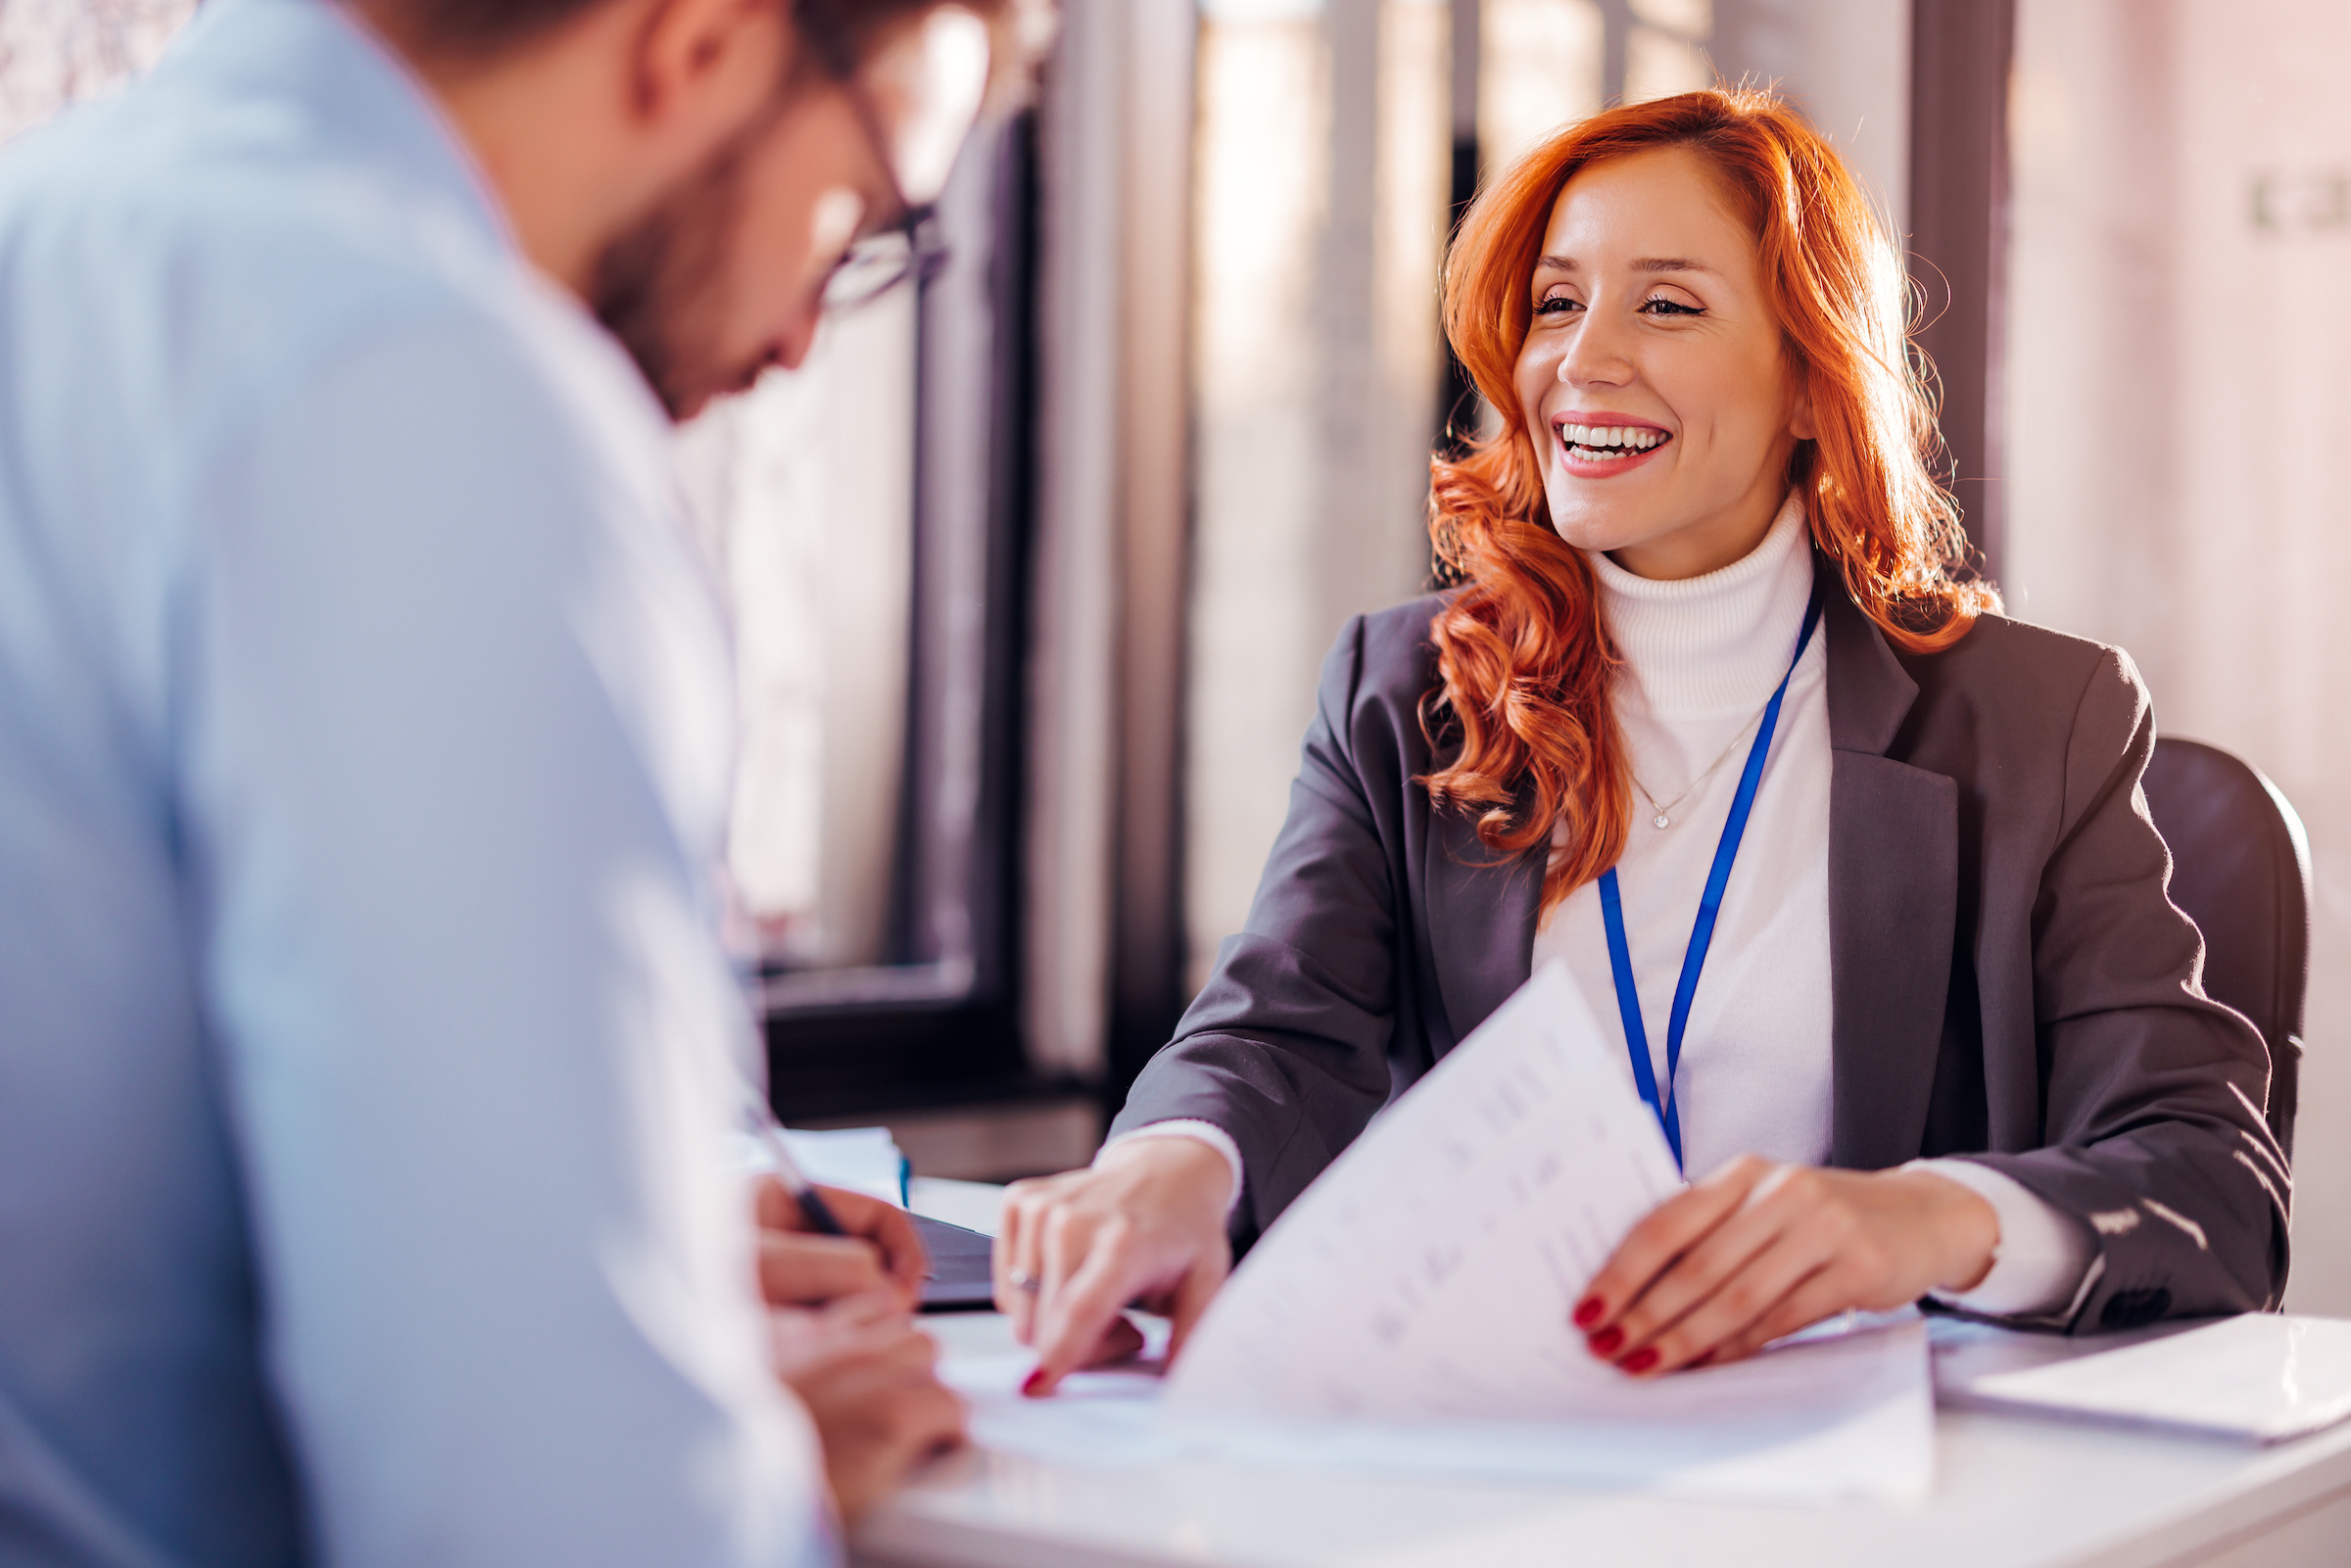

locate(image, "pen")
(754, 1117), (849, 1237)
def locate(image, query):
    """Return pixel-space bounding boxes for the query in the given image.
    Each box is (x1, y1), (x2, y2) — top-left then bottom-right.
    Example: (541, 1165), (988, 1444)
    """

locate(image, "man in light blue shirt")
(0, 0), (1039, 1562)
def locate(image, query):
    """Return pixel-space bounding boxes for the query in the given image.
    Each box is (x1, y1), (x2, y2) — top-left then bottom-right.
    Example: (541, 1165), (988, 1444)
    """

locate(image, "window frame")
(758, 112), (1057, 1120)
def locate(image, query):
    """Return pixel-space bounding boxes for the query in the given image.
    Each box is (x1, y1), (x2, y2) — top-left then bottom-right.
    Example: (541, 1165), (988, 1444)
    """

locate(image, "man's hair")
(393, 0), (1051, 109)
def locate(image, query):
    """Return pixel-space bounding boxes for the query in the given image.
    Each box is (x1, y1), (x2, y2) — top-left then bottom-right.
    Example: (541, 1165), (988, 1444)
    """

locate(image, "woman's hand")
(995, 1136), (1236, 1396)
(753, 1176), (929, 1311)
(768, 1292), (965, 1525)
(1573, 1156), (1999, 1376)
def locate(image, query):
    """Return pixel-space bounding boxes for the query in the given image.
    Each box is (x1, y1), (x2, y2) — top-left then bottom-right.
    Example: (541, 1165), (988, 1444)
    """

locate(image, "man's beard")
(588, 118), (769, 423)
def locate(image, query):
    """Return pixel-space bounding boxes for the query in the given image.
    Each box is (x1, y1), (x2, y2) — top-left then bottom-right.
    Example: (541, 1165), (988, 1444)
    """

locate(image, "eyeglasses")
(821, 205), (949, 313)
(794, 0), (954, 315)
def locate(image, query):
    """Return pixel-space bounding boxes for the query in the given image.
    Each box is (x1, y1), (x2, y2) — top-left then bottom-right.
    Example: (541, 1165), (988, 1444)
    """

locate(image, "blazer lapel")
(1822, 557), (1960, 1168)
(1421, 803), (1545, 1058)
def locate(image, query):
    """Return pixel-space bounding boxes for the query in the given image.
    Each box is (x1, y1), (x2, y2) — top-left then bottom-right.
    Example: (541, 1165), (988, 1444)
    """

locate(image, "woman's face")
(1513, 144), (1814, 581)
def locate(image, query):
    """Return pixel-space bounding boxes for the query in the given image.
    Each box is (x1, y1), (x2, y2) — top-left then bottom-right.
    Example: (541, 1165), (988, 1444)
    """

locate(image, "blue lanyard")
(1598, 583), (1824, 1171)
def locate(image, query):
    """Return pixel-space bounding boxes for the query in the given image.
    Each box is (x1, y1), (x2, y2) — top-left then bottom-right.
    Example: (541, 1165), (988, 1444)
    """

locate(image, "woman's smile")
(1552, 411), (1673, 478)
(1514, 143), (1812, 580)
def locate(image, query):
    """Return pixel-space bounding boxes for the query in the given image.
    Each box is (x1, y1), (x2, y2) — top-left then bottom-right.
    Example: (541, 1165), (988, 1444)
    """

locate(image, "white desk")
(877, 1184), (2351, 1568)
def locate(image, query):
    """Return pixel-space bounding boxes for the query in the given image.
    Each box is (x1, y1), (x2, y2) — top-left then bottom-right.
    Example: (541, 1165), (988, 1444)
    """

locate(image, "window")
(678, 284), (921, 979)
(710, 117), (1045, 1117)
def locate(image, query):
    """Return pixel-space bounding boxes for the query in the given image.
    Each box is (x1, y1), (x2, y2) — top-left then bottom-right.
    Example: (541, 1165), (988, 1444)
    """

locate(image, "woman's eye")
(1533, 294), (1582, 316)
(1641, 296), (1703, 316)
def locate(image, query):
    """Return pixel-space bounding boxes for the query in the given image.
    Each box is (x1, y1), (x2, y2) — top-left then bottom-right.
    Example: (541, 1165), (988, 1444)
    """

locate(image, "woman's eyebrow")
(1531, 255), (1716, 274)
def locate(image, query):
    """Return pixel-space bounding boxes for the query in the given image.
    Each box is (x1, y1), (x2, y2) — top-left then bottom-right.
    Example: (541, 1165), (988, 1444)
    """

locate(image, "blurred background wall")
(6, 0), (2346, 1306)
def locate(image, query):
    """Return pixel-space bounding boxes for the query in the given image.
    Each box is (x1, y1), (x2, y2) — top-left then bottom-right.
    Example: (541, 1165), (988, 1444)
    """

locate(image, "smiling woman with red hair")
(999, 89), (2287, 1393)
(1425, 89), (1992, 906)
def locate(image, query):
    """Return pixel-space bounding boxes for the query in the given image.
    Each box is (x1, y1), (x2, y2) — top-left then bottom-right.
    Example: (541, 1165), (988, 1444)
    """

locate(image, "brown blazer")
(1112, 553), (2291, 1331)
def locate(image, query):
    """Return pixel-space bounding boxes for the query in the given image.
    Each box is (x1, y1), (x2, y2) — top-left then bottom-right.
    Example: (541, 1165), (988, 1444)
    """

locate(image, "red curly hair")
(1423, 87), (1996, 914)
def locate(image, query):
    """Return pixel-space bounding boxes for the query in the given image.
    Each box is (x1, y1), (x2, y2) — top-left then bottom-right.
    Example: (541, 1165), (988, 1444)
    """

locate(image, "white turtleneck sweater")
(1535, 493), (1836, 1176)
(1118, 496), (2090, 1319)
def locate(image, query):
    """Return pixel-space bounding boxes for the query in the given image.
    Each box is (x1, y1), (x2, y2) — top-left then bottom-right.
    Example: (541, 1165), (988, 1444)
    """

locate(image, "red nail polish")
(1587, 1325), (1623, 1356)
(1622, 1348), (1659, 1374)
(1572, 1296), (1606, 1328)
(1021, 1368), (1048, 1397)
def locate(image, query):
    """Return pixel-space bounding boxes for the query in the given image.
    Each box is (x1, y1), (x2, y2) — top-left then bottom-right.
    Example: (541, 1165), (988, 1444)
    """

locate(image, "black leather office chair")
(2138, 737), (2312, 1158)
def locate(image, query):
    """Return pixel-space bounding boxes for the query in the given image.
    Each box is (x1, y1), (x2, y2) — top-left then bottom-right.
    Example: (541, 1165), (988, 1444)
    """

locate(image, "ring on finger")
(1007, 1266), (1041, 1295)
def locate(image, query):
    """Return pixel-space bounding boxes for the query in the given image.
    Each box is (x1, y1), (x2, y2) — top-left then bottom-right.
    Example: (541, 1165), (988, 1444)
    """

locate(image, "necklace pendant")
(1653, 811), (1671, 830)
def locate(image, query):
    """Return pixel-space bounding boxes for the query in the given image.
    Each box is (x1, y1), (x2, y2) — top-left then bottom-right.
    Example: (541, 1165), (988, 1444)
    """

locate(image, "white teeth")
(1559, 423), (1665, 454)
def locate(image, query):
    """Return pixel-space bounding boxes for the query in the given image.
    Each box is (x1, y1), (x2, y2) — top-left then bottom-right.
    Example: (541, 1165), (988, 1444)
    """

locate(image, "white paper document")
(947, 1316), (1931, 1499)
(1960, 1314), (2351, 1443)
(954, 965), (1935, 1499)
(743, 1125), (909, 1207)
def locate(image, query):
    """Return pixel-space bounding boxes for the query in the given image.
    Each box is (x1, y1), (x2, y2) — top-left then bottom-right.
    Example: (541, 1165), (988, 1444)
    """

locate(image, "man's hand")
(994, 1136), (1234, 1397)
(1572, 1157), (2000, 1376)
(753, 1176), (928, 1310)
(768, 1294), (965, 1525)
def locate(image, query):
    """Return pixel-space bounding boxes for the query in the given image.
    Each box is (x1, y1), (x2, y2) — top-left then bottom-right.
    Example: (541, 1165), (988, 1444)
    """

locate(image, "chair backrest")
(2137, 736), (2312, 1158)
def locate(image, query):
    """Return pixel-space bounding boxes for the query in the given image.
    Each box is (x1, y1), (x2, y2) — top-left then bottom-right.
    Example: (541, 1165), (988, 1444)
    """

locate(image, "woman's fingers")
(1080, 1312), (1151, 1368)
(987, 1139), (1236, 1395)
(1706, 1268), (1865, 1367)
(1036, 1191), (1092, 1320)
(1596, 1164), (1829, 1368)
(1596, 1205), (1788, 1367)
(1573, 1155), (1776, 1344)
(996, 1170), (1115, 1348)
(1027, 1232), (1147, 1396)
(993, 1179), (1040, 1341)
(1616, 1224), (1837, 1374)
(1582, 1162), (2003, 1377)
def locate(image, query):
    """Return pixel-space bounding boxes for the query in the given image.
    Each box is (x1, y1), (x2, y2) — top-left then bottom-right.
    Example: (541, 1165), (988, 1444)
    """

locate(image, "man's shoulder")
(2, 106), (657, 503)
(6, 84), (546, 409)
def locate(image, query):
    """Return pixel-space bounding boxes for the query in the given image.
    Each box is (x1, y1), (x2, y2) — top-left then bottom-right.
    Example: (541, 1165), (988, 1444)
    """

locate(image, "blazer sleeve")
(1108, 615), (1407, 1242)
(1955, 648), (2291, 1329)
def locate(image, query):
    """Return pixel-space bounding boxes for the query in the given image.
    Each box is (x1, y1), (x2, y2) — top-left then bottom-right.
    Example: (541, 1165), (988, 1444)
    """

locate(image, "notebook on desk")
(914, 1212), (997, 1310)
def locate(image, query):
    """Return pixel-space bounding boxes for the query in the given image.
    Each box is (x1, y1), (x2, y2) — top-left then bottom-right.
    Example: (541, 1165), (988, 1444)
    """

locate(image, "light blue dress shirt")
(0, 1), (831, 1563)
